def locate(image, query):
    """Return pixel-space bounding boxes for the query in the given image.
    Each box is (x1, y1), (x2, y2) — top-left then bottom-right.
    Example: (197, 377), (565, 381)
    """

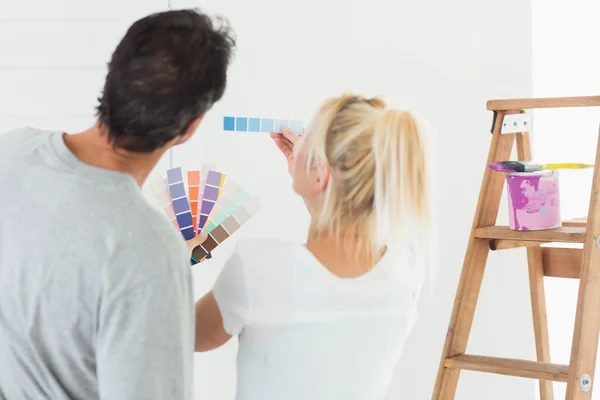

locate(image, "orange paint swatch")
(187, 170), (200, 231)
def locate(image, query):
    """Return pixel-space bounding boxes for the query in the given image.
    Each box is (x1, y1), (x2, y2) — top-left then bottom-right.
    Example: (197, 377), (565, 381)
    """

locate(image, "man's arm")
(96, 271), (194, 400)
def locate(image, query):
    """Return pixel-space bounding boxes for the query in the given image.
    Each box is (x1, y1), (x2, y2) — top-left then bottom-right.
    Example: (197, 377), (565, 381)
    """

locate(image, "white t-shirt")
(213, 238), (425, 400)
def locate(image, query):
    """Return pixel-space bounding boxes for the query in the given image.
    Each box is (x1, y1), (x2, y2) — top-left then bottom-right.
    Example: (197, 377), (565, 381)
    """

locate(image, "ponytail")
(303, 93), (433, 274)
(372, 109), (432, 251)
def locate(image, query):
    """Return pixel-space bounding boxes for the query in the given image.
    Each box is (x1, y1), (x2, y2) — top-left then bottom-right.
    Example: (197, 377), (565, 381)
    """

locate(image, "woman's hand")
(186, 233), (208, 255)
(270, 126), (300, 175)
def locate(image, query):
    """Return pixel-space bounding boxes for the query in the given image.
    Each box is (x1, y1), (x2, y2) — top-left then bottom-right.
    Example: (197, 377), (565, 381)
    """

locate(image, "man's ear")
(314, 163), (330, 193)
(173, 114), (205, 146)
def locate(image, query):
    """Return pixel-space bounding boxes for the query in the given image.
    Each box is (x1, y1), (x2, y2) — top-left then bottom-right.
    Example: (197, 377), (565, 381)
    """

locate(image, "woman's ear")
(173, 114), (205, 146)
(314, 163), (330, 193)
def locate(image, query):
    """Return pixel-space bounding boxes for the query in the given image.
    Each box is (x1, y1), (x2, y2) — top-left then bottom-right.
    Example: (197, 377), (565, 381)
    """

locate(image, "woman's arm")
(194, 291), (232, 352)
(187, 234), (251, 352)
(185, 235), (231, 352)
(188, 127), (298, 352)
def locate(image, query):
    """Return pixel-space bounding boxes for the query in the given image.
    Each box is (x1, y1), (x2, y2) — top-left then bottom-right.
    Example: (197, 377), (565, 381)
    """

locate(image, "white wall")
(0, 0), (172, 174)
(532, 0), (600, 398)
(0, 0), (534, 399)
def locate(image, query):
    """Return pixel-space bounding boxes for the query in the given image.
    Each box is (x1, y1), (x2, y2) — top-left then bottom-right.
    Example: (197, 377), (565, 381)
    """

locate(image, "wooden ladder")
(432, 96), (600, 400)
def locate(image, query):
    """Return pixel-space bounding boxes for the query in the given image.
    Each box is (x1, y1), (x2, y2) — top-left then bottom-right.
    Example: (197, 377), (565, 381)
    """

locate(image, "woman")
(192, 94), (432, 399)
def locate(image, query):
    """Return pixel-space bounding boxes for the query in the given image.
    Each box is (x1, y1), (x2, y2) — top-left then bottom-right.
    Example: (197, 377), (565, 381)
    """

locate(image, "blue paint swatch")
(176, 212), (193, 229)
(248, 118), (260, 132)
(236, 117), (248, 132)
(169, 182), (186, 199)
(172, 197), (189, 214)
(260, 119), (274, 132)
(274, 120), (288, 133)
(289, 120), (304, 135)
(166, 166), (195, 240)
(223, 116), (235, 131)
(224, 115), (303, 134)
(181, 227), (196, 240)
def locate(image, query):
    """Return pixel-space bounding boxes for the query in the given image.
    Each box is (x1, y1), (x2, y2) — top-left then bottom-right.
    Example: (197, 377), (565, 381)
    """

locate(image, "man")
(0, 9), (235, 400)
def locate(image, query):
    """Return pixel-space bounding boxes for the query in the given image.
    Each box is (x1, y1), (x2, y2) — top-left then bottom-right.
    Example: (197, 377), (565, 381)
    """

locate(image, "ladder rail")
(432, 111), (515, 399)
(565, 124), (600, 399)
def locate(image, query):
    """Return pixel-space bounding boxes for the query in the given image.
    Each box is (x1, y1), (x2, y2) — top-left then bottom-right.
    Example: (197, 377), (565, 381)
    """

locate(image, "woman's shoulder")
(229, 238), (308, 283)
(233, 237), (303, 258)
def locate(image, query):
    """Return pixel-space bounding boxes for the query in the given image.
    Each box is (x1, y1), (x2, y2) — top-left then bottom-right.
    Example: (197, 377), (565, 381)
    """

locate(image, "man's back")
(0, 128), (194, 400)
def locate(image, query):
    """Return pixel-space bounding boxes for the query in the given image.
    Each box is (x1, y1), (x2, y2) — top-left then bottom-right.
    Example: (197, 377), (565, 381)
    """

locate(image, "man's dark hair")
(96, 9), (236, 152)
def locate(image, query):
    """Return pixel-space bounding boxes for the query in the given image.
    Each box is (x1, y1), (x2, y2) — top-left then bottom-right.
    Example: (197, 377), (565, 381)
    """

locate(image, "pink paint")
(506, 171), (561, 231)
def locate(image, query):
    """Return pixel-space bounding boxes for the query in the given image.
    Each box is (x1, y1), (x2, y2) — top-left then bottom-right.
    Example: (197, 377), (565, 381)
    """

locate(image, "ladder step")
(444, 355), (569, 382)
(475, 225), (586, 243)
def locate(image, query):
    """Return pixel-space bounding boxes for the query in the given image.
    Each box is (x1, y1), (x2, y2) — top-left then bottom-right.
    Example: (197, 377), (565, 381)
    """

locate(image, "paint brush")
(488, 161), (594, 173)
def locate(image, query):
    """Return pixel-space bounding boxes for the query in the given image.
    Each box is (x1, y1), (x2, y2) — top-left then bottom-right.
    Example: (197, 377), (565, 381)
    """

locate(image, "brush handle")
(541, 163), (594, 170)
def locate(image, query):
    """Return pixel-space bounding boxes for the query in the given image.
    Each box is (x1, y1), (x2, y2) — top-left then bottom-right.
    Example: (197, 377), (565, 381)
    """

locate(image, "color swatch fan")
(147, 166), (262, 263)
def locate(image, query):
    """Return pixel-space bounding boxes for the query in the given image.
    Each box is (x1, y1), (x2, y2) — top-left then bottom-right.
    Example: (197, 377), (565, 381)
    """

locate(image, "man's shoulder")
(120, 200), (187, 256)
(103, 198), (190, 278)
(0, 127), (49, 156)
(0, 126), (49, 145)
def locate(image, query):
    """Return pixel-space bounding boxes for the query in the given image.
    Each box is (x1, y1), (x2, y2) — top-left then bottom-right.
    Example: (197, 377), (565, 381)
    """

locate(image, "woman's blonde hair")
(302, 93), (432, 266)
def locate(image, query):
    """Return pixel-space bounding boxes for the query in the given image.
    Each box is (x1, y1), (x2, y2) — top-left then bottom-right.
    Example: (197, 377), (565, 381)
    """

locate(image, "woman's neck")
(306, 235), (386, 278)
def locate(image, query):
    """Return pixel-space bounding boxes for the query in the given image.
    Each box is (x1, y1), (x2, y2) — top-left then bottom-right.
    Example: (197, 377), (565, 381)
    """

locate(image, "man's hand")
(269, 126), (300, 175)
(186, 233), (208, 255)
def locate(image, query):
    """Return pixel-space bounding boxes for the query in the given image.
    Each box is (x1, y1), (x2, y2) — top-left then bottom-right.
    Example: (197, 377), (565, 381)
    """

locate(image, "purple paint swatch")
(167, 167), (183, 182)
(198, 215), (209, 230)
(206, 171), (222, 186)
(197, 171), (223, 233)
(204, 185), (220, 201)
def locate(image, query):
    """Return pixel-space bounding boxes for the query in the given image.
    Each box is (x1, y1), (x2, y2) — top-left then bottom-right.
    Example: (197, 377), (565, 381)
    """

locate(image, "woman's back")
(197, 93), (432, 398)
(213, 238), (424, 400)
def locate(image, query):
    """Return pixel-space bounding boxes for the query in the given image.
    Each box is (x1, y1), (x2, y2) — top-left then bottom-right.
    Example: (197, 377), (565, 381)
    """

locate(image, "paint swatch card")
(196, 164), (216, 233)
(223, 116), (304, 135)
(150, 176), (180, 229)
(204, 186), (252, 233)
(200, 179), (239, 231)
(192, 196), (262, 261)
(167, 167), (195, 240)
(187, 170), (200, 231)
(197, 170), (226, 233)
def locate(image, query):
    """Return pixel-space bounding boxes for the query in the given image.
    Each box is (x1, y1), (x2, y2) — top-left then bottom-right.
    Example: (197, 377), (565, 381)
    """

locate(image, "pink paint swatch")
(150, 176), (180, 229)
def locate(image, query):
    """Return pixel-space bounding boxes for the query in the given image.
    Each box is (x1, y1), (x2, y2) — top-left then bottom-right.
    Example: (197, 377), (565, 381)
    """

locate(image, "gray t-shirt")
(0, 128), (194, 400)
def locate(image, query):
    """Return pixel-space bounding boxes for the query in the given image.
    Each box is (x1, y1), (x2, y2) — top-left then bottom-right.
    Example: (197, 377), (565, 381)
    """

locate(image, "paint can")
(506, 170), (561, 231)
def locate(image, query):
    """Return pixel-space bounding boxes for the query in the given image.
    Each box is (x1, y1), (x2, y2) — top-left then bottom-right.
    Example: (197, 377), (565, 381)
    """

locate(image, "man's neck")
(63, 124), (167, 186)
